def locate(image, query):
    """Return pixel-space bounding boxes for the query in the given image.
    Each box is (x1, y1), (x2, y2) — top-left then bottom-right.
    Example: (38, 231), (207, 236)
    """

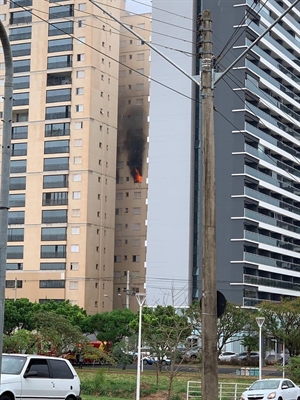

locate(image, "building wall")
(0, 0), (121, 314)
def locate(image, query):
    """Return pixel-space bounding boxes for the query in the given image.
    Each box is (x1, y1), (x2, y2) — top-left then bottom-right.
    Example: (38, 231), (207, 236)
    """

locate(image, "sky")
(126, 0), (152, 14)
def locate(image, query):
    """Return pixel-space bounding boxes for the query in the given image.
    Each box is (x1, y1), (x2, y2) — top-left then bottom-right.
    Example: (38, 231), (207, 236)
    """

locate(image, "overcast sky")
(126, 0), (152, 14)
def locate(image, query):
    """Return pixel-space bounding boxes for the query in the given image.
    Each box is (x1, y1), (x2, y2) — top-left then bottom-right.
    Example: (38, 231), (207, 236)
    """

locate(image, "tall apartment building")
(147, 0), (300, 307)
(113, 10), (150, 311)
(0, 0), (122, 315)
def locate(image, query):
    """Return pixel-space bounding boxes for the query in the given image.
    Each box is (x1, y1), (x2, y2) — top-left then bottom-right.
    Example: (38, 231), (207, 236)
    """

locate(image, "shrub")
(284, 357), (300, 383)
(80, 370), (105, 395)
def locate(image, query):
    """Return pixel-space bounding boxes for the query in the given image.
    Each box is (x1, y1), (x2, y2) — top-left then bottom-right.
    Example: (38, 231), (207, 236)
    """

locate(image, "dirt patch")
(141, 392), (185, 399)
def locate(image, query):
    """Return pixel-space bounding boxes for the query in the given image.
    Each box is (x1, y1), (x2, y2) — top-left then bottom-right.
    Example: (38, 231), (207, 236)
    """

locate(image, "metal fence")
(187, 382), (250, 400)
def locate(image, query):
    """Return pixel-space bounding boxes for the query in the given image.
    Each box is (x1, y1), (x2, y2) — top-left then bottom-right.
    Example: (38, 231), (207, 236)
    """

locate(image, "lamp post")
(256, 317), (265, 380)
(135, 293), (146, 400)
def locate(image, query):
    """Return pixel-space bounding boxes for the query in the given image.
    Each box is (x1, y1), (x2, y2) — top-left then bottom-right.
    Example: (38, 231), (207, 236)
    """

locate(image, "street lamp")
(135, 293), (146, 400)
(256, 317), (265, 380)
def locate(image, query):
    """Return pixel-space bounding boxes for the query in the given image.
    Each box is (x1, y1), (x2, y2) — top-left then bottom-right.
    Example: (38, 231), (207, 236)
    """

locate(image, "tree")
(40, 300), (87, 331)
(4, 298), (41, 334)
(83, 309), (135, 344)
(3, 329), (39, 353)
(259, 298), (300, 356)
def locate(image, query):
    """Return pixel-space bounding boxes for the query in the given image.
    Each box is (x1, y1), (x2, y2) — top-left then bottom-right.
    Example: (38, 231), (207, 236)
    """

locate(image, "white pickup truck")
(0, 353), (81, 400)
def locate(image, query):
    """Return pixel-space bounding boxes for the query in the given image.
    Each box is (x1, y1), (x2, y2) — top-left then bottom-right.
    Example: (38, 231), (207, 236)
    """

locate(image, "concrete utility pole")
(199, 10), (218, 400)
(126, 270), (130, 309)
(0, 19), (13, 381)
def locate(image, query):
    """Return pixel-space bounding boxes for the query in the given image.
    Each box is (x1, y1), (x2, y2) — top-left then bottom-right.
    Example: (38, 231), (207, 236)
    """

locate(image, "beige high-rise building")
(113, 10), (151, 312)
(0, 0), (122, 315)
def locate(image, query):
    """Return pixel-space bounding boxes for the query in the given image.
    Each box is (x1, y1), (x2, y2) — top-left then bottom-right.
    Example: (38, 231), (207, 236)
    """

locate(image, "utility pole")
(126, 270), (130, 309)
(199, 10), (218, 400)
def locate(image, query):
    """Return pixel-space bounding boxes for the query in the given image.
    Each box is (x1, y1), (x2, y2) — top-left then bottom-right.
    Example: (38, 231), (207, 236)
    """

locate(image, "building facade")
(0, 0), (121, 314)
(147, 0), (300, 306)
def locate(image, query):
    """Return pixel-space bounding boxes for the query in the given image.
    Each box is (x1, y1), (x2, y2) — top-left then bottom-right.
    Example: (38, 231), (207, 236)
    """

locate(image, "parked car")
(0, 353), (81, 400)
(142, 356), (170, 366)
(232, 351), (259, 362)
(183, 345), (202, 361)
(218, 351), (237, 362)
(240, 379), (300, 400)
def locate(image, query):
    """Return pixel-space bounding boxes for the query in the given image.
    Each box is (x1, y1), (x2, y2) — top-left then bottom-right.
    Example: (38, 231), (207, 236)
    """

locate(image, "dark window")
(11, 43), (31, 57)
(10, 160), (26, 173)
(9, 10), (32, 24)
(48, 21), (73, 36)
(44, 140), (69, 154)
(45, 122), (70, 137)
(9, 194), (25, 208)
(46, 88), (71, 103)
(39, 299), (64, 303)
(10, 0), (32, 8)
(41, 245), (66, 258)
(13, 75), (30, 90)
(49, 359), (73, 379)
(9, 177), (26, 190)
(6, 280), (22, 288)
(40, 262), (66, 270)
(25, 359), (50, 378)
(47, 72), (72, 86)
(45, 106), (71, 120)
(49, 5), (74, 19)
(14, 111), (28, 122)
(7, 228), (24, 242)
(13, 93), (29, 107)
(6, 263), (23, 270)
(11, 143), (27, 156)
(8, 211), (24, 224)
(9, 26), (31, 41)
(48, 37), (73, 53)
(43, 174), (68, 189)
(40, 280), (65, 288)
(13, 59), (30, 73)
(42, 209), (67, 223)
(6, 245), (23, 259)
(41, 227), (67, 241)
(42, 192), (68, 206)
(12, 126), (28, 139)
(47, 54), (72, 69)
(44, 157), (69, 171)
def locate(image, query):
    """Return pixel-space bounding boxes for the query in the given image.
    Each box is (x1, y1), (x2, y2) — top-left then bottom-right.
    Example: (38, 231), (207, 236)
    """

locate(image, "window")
(43, 175), (69, 189)
(78, 3), (86, 11)
(11, 143), (27, 156)
(73, 156), (82, 164)
(41, 227), (67, 241)
(44, 140), (69, 154)
(116, 176), (123, 184)
(133, 255), (140, 262)
(120, 55), (126, 62)
(71, 209), (80, 217)
(69, 281), (78, 290)
(47, 72), (72, 86)
(115, 224), (122, 231)
(13, 59), (30, 73)
(73, 174), (81, 182)
(75, 87), (84, 95)
(120, 40), (126, 48)
(74, 139), (82, 147)
(8, 211), (24, 225)
(13, 75), (30, 90)
(74, 122), (83, 130)
(136, 68), (144, 75)
(137, 23), (145, 29)
(119, 85), (125, 92)
(11, 42), (31, 57)
(72, 191), (81, 199)
(115, 208), (122, 215)
(42, 192), (68, 206)
(70, 262), (79, 270)
(12, 126), (28, 141)
(9, 194), (25, 208)
(46, 88), (71, 103)
(6, 263), (23, 270)
(136, 83), (144, 91)
(48, 37), (73, 53)
(77, 37), (85, 44)
(49, 5), (74, 19)
(78, 20), (86, 27)
(10, 10), (32, 24)
(136, 98), (143, 106)
(133, 191), (141, 199)
(116, 192), (123, 200)
(6, 279), (22, 288)
(133, 207), (141, 215)
(40, 262), (66, 270)
(137, 53), (144, 60)
(133, 239), (140, 247)
(7, 228), (24, 242)
(41, 245), (66, 258)
(0, 14), (6, 21)
(76, 70), (84, 78)
(9, 26), (31, 41)
(43, 157), (69, 171)
(9, 177), (26, 191)
(77, 54), (85, 61)
(115, 239), (122, 247)
(40, 280), (65, 288)
(133, 223), (141, 231)
(47, 55), (72, 69)
(45, 123), (70, 137)
(70, 244), (79, 252)
(13, 92), (29, 107)
(42, 210), (67, 223)
(114, 255), (121, 263)
(45, 105), (71, 120)
(7, 245), (23, 259)
(71, 227), (80, 234)
(75, 104), (83, 112)
(48, 21), (73, 36)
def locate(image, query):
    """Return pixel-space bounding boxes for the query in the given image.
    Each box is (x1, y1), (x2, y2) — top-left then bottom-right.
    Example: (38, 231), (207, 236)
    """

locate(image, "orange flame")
(134, 168), (142, 183)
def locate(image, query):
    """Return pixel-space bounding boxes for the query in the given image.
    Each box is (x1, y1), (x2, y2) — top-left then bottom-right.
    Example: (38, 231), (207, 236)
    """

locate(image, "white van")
(0, 353), (81, 400)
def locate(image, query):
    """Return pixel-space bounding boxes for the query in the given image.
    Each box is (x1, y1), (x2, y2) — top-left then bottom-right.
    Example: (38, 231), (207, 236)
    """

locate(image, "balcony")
(244, 252), (300, 273)
(244, 274), (300, 292)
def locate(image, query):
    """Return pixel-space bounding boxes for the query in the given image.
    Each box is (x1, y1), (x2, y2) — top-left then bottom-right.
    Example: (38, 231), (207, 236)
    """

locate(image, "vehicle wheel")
(161, 360), (167, 366)
(143, 359), (148, 365)
(0, 395), (12, 400)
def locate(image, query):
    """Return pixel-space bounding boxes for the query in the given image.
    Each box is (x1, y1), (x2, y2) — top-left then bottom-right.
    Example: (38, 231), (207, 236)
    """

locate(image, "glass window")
(13, 59), (30, 73)
(48, 21), (73, 36)
(10, 0), (32, 8)
(41, 227), (67, 241)
(9, 194), (25, 208)
(44, 140), (69, 154)
(24, 359), (50, 378)
(8, 211), (24, 225)
(43, 174), (68, 189)
(7, 228), (24, 242)
(13, 76), (30, 90)
(45, 106), (71, 120)
(40, 280), (65, 288)
(11, 143), (27, 156)
(46, 88), (71, 103)
(11, 42), (31, 57)
(42, 209), (67, 223)
(42, 192), (68, 206)
(9, 10), (31, 24)
(45, 122), (70, 137)
(48, 37), (73, 53)
(10, 159), (26, 173)
(6, 280), (22, 288)
(12, 126), (28, 140)
(49, 5), (74, 19)
(40, 262), (66, 270)
(9, 176), (26, 190)
(44, 157), (69, 171)
(13, 93), (29, 107)
(48, 359), (73, 378)
(9, 26), (31, 41)
(47, 72), (72, 86)
(47, 55), (72, 69)
(7, 245), (23, 259)
(40, 245), (66, 258)
(6, 263), (23, 270)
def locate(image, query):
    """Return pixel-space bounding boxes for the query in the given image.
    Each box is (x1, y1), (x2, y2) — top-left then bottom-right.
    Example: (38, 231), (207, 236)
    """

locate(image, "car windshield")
(250, 380), (280, 390)
(2, 355), (26, 375)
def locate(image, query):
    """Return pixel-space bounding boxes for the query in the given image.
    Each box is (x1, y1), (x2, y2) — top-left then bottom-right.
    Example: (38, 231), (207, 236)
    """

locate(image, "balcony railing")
(47, 61), (72, 69)
(244, 274), (300, 292)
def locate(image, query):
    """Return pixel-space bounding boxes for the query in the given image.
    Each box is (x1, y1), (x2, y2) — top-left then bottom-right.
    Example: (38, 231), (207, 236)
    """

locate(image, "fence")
(187, 382), (250, 400)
